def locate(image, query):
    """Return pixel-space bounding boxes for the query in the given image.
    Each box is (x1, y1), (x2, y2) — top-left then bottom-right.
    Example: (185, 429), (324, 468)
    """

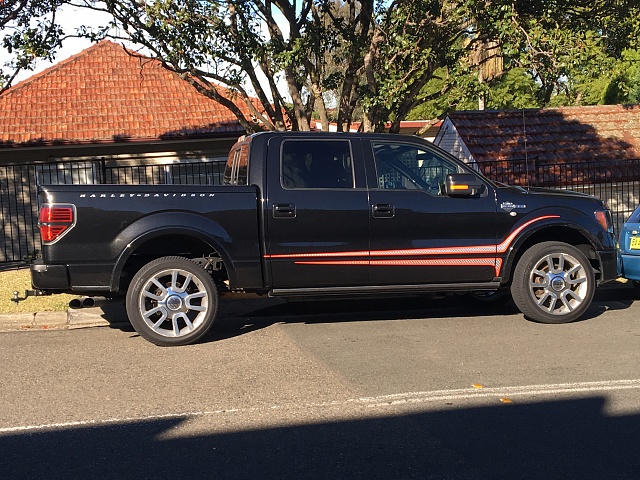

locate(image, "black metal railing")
(474, 157), (640, 235)
(1, 157), (639, 264)
(477, 157), (640, 187)
(1, 160), (227, 264)
(32, 160), (226, 186)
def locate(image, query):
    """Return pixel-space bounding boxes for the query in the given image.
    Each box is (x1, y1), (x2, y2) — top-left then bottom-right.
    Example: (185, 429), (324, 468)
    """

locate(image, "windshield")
(627, 205), (640, 224)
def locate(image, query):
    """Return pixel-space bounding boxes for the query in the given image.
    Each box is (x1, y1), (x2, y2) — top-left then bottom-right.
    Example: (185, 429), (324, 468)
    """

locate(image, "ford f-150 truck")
(24, 132), (618, 346)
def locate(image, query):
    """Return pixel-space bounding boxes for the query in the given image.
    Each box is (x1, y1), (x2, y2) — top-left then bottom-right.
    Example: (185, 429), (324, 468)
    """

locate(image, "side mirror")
(445, 173), (485, 197)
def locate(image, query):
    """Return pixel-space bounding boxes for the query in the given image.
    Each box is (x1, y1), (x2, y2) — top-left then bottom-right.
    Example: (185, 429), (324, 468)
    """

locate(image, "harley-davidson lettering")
(79, 193), (216, 198)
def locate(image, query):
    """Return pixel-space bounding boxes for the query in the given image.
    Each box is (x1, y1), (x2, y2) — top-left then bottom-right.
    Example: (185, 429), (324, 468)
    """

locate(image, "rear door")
(365, 138), (500, 285)
(264, 136), (370, 288)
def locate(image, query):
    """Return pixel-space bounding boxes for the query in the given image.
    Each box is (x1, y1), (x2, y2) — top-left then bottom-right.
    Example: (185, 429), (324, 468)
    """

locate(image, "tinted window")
(628, 205), (640, 224)
(281, 140), (354, 189)
(372, 142), (458, 195)
(224, 142), (249, 185)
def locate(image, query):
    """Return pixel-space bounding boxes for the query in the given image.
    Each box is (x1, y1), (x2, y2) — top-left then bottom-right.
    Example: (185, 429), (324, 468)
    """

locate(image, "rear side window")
(281, 140), (354, 189)
(224, 141), (249, 185)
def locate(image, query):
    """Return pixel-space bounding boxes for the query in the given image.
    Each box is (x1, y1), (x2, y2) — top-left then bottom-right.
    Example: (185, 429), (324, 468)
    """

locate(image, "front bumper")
(619, 253), (640, 282)
(598, 249), (619, 284)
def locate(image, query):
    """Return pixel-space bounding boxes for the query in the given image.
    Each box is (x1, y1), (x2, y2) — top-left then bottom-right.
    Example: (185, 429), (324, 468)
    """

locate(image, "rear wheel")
(126, 256), (219, 346)
(511, 242), (595, 324)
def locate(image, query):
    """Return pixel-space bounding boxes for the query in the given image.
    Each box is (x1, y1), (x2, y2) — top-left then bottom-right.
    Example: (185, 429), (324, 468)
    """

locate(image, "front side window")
(281, 140), (354, 189)
(372, 142), (458, 195)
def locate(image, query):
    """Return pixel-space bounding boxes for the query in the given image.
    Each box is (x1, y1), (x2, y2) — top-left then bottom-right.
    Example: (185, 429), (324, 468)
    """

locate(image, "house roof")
(0, 41), (249, 147)
(443, 104), (640, 163)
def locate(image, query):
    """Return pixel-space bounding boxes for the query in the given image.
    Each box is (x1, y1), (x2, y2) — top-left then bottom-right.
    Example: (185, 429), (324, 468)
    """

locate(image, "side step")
(270, 281), (502, 298)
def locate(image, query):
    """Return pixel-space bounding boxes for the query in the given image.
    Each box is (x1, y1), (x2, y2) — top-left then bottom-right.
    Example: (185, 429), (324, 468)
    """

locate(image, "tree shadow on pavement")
(1, 395), (638, 480)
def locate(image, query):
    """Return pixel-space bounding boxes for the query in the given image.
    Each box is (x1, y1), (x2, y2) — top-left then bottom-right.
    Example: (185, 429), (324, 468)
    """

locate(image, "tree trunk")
(285, 70), (311, 131)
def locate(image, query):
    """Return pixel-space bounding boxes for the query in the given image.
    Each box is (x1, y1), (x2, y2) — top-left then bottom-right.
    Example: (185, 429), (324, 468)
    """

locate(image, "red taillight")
(40, 225), (69, 242)
(39, 204), (75, 243)
(40, 206), (74, 223)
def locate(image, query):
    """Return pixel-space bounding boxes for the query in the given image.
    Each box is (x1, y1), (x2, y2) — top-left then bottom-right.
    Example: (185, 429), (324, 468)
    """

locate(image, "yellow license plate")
(631, 237), (640, 250)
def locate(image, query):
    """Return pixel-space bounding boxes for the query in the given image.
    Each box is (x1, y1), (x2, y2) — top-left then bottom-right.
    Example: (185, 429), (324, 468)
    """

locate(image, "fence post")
(100, 159), (107, 184)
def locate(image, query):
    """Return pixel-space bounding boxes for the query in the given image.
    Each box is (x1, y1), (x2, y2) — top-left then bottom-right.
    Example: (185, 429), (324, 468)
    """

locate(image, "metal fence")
(1, 157), (639, 264)
(33, 160), (227, 186)
(1, 160), (226, 264)
(475, 157), (640, 235)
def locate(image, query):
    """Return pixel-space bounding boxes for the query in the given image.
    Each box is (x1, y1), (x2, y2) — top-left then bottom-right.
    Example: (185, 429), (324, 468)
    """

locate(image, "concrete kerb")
(0, 303), (129, 332)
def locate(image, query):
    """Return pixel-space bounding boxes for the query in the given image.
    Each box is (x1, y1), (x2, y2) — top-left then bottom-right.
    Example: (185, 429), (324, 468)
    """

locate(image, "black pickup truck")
(26, 132), (617, 345)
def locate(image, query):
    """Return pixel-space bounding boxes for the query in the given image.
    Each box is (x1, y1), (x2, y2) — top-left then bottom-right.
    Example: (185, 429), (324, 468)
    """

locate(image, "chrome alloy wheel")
(527, 252), (589, 315)
(138, 268), (209, 338)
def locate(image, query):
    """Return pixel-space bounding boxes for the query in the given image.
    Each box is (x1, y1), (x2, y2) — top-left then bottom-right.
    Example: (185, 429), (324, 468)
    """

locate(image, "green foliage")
(604, 49), (640, 104)
(4, 1), (639, 129)
(485, 68), (540, 110)
(407, 0), (640, 120)
(405, 66), (476, 120)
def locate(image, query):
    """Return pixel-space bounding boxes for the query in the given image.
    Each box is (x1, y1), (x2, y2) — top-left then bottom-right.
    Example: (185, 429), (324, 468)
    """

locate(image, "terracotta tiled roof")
(446, 104), (640, 163)
(0, 40), (249, 146)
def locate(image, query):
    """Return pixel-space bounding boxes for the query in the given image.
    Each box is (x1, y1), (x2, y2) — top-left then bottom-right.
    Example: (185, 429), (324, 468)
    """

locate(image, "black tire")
(511, 242), (595, 324)
(126, 256), (219, 346)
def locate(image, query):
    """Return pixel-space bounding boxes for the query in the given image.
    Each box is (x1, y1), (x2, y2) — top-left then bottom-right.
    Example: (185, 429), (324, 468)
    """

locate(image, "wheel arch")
(110, 213), (236, 293)
(502, 224), (601, 285)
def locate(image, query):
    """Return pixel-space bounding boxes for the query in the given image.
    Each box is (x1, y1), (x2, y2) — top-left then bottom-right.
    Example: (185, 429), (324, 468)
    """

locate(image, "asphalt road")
(1, 285), (639, 480)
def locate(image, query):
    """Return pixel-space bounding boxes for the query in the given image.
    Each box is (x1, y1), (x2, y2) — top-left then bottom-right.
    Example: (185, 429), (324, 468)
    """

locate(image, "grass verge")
(0, 268), (79, 314)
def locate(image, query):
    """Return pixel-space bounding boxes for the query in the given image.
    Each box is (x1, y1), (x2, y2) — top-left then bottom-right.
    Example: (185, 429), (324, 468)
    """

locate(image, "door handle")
(372, 203), (395, 218)
(273, 203), (296, 218)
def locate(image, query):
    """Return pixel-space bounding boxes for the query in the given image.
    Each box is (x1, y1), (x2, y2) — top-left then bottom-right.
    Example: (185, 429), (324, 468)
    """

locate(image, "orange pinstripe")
(266, 215), (557, 277)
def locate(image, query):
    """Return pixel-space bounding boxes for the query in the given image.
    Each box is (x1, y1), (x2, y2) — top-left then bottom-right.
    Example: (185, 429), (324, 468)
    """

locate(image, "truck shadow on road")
(206, 283), (636, 343)
(1, 395), (638, 480)
(98, 283), (636, 344)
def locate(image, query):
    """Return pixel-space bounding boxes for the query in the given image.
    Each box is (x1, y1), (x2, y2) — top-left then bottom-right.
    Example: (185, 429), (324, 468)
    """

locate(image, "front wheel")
(126, 256), (219, 346)
(511, 242), (595, 324)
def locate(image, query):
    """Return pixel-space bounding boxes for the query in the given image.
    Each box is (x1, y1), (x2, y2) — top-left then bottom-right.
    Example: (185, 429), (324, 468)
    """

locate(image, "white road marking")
(2, 379), (639, 434)
(353, 379), (640, 407)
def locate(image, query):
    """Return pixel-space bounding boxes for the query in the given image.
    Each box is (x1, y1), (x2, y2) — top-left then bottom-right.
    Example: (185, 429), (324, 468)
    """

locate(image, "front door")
(365, 139), (499, 285)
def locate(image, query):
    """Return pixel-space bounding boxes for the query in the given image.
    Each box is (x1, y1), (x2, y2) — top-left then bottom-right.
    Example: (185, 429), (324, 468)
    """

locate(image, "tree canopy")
(2, 1), (640, 130)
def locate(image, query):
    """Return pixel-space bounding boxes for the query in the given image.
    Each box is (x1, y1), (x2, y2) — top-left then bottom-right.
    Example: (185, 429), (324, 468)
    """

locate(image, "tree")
(7, 1), (637, 130)
(408, 1), (640, 118)
(87, 0), (355, 132)
(599, 49), (640, 105)
(0, 0), (67, 94)
(483, 0), (640, 107)
(77, 1), (492, 132)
